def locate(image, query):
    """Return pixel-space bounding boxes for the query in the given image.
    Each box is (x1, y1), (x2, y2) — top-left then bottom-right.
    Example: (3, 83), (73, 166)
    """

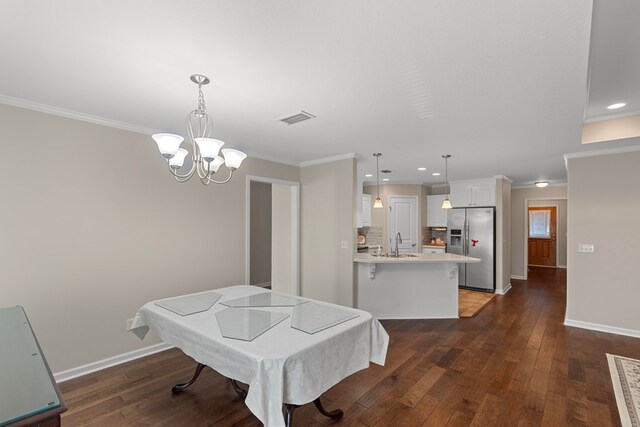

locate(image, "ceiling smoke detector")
(278, 111), (316, 125)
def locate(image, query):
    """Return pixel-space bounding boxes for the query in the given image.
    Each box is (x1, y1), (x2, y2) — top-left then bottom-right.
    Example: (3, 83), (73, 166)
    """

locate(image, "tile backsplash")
(422, 226), (447, 245)
(357, 226), (383, 247)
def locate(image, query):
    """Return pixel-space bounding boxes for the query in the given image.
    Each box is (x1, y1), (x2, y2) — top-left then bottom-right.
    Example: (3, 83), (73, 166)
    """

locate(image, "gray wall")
(300, 159), (356, 306)
(0, 103), (299, 372)
(249, 181), (272, 285)
(566, 151), (640, 333)
(510, 186), (568, 278)
(496, 177), (511, 292)
(271, 184), (293, 293)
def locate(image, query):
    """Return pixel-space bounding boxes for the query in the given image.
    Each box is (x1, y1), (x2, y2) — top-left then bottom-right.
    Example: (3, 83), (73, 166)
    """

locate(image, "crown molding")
(564, 145), (640, 170)
(493, 174), (513, 183)
(583, 110), (640, 124)
(0, 94), (157, 135)
(242, 150), (301, 167)
(511, 182), (567, 190)
(300, 153), (357, 167)
(565, 144), (640, 162)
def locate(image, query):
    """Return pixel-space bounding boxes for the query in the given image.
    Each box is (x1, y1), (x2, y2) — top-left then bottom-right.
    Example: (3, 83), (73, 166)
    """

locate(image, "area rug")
(458, 289), (496, 318)
(607, 353), (640, 427)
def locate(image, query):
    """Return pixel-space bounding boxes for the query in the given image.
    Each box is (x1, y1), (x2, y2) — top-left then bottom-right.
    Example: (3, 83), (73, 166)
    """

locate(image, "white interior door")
(388, 196), (418, 253)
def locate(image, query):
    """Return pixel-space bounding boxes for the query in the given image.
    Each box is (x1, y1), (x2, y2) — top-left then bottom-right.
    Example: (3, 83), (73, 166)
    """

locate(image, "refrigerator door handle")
(464, 220), (469, 256)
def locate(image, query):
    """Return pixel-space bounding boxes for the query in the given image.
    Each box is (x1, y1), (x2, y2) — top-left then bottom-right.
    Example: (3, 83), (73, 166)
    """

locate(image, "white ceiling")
(0, 1), (636, 186)
(585, 0), (640, 121)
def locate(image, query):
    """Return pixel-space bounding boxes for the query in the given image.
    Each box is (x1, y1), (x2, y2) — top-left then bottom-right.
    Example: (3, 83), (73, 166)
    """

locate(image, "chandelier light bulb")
(153, 133), (184, 158)
(169, 148), (189, 169)
(195, 138), (225, 161)
(221, 148), (248, 170)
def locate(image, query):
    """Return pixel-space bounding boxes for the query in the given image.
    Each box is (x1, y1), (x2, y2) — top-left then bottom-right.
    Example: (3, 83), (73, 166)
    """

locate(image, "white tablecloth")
(128, 285), (389, 427)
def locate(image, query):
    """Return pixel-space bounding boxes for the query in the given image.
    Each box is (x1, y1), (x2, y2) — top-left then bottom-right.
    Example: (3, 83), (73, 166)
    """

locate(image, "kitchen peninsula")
(354, 253), (480, 319)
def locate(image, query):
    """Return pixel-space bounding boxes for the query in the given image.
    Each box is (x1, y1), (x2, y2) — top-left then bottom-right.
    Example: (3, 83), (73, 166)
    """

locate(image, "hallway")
(59, 268), (640, 426)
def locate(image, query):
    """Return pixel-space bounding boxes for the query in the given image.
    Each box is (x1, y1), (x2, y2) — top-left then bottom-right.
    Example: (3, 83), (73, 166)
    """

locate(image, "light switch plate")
(341, 240), (349, 249)
(577, 243), (595, 253)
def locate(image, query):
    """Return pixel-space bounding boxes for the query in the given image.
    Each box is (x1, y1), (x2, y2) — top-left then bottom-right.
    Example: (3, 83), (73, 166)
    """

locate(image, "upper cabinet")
(361, 194), (372, 227)
(427, 195), (448, 227)
(449, 179), (496, 207)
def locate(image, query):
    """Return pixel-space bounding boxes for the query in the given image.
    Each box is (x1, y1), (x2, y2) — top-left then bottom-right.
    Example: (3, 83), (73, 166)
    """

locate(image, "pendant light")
(441, 154), (452, 209)
(373, 153), (384, 208)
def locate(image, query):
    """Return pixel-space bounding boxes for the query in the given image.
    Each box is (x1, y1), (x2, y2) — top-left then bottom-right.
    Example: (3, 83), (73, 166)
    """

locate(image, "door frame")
(522, 197), (566, 279)
(387, 195), (419, 253)
(245, 175), (300, 295)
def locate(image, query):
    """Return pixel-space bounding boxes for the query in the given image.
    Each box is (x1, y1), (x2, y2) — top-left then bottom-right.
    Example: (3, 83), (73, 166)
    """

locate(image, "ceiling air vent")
(278, 111), (316, 125)
(381, 170), (392, 174)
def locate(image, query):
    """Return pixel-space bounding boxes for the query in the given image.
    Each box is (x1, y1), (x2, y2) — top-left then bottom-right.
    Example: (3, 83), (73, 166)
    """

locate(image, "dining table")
(128, 285), (389, 427)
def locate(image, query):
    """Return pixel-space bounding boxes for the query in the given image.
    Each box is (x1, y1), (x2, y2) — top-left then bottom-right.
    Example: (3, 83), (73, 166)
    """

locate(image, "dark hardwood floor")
(59, 267), (640, 426)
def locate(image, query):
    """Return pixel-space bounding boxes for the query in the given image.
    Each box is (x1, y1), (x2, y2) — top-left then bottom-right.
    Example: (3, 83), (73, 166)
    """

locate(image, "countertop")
(354, 253), (480, 264)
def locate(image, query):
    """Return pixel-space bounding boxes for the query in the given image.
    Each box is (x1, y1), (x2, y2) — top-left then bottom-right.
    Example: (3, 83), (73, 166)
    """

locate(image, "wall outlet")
(126, 318), (134, 330)
(577, 243), (595, 253)
(341, 240), (349, 249)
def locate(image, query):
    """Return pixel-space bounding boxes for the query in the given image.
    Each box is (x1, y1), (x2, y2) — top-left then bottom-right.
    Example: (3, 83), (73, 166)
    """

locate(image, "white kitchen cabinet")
(361, 194), (372, 227)
(427, 195), (448, 227)
(449, 179), (495, 207)
(422, 246), (446, 254)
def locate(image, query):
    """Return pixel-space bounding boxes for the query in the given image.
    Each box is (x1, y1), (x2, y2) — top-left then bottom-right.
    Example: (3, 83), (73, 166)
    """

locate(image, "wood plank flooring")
(458, 289), (496, 318)
(58, 267), (640, 426)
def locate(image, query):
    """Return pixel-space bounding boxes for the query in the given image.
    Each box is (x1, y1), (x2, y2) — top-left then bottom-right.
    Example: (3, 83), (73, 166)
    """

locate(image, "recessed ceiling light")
(382, 178), (390, 182)
(607, 102), (626, 110)
(432, 172), (441, 176)
(535, 181), (549, 188)
(417, 167), (426, 171)
(365, 174), (373, 177)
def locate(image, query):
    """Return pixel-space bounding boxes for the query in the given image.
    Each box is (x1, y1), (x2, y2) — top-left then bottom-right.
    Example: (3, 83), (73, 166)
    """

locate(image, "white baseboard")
(495, 283), (512, 295)
(510, 275), (526, 280)
(557, 265), (567, 269)
(54, 342), (173, 383)
(564, 318), (640, 339)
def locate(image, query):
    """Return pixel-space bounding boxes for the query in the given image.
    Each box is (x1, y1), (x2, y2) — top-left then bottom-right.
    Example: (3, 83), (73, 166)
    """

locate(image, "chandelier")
(152, 74), (247, 185)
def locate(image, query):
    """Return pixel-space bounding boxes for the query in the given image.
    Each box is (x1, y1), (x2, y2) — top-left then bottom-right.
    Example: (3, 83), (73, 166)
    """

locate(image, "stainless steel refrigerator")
(447, 207), (495, 292)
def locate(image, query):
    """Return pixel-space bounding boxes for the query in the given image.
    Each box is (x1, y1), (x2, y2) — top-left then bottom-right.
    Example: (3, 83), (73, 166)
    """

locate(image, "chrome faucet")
(395, 232), (403, 257)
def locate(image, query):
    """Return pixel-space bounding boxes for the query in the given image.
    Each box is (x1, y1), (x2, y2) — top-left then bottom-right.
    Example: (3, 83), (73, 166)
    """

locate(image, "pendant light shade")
(373, 153), (383, 209)
(441, 154), (452, 209)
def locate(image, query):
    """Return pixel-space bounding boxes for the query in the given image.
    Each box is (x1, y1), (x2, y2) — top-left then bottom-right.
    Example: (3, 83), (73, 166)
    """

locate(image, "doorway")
(387, 196), (418, 253)
(528, 206), (557, 267)
(245, 176), (300, 295)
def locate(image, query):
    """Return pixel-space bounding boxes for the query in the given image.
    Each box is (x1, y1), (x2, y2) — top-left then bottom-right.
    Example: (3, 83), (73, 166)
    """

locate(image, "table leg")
(284, 404), (297, 427)
(313, 397), (344, 419)
(230, 379), (248, 399)
(171, 363), (206, 393)
(283, 397), (343, 426)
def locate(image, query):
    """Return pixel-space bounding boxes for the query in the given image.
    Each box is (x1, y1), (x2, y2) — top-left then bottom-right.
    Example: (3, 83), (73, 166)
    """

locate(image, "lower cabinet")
(422, 246), (446, 254)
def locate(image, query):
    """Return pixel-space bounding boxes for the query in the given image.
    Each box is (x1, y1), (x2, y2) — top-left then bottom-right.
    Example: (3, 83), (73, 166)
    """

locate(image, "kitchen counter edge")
(354, 253), (480, 264)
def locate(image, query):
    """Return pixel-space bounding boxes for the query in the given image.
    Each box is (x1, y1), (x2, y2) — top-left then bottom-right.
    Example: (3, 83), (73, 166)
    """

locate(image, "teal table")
(0, 306), (67, 427)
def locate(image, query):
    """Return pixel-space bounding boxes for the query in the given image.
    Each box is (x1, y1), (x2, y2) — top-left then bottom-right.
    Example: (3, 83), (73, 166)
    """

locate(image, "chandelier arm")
(203, 168), (234, 185)
(196, 161), (212, 179)
(167, 161), (197, 180)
